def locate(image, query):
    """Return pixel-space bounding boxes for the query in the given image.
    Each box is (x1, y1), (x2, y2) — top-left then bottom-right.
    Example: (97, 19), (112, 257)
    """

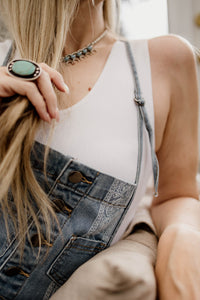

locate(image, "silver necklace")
(62, 29), (107, 65)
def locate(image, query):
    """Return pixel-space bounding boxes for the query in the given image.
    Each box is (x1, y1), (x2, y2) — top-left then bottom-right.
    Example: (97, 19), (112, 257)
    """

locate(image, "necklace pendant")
(62, 28), (107, 66)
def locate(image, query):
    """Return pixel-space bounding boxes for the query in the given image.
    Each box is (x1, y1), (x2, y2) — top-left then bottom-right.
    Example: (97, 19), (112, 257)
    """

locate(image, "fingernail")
(55, 107), (60, 122)
(63, 83), (70, 94)
(46, 112), (51, 124)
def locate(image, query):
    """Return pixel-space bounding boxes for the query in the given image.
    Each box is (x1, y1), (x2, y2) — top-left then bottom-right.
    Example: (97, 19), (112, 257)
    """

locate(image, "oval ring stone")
(12, 60), (36, 76)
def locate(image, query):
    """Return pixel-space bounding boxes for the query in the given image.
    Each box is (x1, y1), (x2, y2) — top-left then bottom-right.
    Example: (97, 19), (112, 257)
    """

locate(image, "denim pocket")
(47, 236), (106, 286)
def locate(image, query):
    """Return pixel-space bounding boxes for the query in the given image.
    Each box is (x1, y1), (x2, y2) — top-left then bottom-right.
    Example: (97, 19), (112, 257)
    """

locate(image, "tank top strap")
(125, 41), (159, 196)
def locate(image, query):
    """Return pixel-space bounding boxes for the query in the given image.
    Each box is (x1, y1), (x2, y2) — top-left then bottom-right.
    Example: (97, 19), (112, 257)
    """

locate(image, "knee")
(102, 255), (157, 297)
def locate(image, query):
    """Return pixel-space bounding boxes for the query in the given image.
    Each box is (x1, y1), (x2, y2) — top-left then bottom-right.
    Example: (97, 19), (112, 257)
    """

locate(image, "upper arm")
(149, 35), (199, 204)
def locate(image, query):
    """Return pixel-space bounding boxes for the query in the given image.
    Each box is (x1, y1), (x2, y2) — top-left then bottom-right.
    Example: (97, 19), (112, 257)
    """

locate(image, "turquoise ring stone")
(7, 59), (41, 81)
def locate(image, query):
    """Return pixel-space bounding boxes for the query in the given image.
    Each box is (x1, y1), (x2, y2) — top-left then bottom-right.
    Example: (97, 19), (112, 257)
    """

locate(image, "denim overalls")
(0, 42), (159, 300)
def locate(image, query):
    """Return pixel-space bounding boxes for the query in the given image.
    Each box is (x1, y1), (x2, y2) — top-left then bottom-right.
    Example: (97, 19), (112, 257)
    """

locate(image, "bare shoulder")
(147, 35), (198, 152)
(148, 35), (199, 202)
(148, 35), (198, 102)
(148, 34), (197, 72)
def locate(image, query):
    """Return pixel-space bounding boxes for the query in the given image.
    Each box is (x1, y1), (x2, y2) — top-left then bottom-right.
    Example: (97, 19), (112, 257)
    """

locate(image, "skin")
(0, 0), (200, 298)
(149, 35), (200, 299)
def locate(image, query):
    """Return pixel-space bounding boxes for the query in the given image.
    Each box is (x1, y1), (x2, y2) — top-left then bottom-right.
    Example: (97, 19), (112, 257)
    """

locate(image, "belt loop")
(48, 158), (74, 196)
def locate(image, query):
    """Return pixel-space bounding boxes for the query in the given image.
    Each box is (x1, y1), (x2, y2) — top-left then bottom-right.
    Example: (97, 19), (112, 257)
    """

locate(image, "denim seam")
(64, 246), (103, 253)
(43, 281), (59, 300)
(0, 237), (16, 259)
(50, 184), (129, 207)
(34, 166), (133, 207)
(2, 260), (41, 298)
(0, 211), (71, 298)
(56, 180), (95, 195)
(33, 167), (101, 199)
(47, 159), (74, 196)
(47, 238), (106, 285)
(107, 189), (137, 245)
(32, 166), (98, 188)
(50, 185), (85, 197)
(79, 194), (128, 208)
(69, 242), (106, 250)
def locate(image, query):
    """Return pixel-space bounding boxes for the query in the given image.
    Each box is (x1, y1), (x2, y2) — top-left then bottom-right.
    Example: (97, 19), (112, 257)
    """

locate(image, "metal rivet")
(31, 234), (52, 248)
(4, 267), (29, 278)
(53, 199), (66, 212)
(4, 267), (21, 276)
(53, 199), (73, 214)
(31, 234), (42, 247)
(68, 171), (93, 184)
(68, 171), (83, 183)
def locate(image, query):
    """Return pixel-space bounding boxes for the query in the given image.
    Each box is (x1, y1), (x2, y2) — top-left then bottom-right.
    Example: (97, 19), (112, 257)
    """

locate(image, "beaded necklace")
(62, 29), (107, 65)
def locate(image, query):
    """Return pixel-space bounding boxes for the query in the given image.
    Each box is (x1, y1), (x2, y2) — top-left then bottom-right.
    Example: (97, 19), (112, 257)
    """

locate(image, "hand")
(0, 63), (69, 122)
(156, 224), (200, 300)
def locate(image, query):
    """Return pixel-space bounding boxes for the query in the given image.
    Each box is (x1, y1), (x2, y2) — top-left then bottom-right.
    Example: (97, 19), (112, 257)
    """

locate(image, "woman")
(0, 0), (200, 299)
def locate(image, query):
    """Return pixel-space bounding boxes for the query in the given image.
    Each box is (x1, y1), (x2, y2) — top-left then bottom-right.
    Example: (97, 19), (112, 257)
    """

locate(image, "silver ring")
(7, 59), (42, 81)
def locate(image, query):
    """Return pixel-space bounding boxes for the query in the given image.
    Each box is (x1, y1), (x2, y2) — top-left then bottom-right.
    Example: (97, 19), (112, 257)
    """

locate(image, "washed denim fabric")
(0, 42), (159, 300)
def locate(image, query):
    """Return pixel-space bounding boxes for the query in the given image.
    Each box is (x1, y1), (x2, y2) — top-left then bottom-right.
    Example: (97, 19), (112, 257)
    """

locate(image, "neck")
(64, 1), (105, 54)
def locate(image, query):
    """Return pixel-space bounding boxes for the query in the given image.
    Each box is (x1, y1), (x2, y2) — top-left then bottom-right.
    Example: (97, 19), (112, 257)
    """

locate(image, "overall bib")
(0, 42), (159, 300)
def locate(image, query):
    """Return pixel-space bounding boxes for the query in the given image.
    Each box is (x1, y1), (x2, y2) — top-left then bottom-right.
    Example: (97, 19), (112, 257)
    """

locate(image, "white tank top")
(0, 39), (155, 242)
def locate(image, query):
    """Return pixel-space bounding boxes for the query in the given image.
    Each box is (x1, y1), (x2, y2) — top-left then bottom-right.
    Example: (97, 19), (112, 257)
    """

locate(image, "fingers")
(37, 63), (70, 121)
(0, 64), (70, 123)
(40, 63), (70, 94)
(0, 75), (51, 122)
(37, 70), (58, 121)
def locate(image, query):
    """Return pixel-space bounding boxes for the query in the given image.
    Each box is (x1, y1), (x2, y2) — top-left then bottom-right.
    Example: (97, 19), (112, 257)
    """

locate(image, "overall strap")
(125, 41), (159, 197)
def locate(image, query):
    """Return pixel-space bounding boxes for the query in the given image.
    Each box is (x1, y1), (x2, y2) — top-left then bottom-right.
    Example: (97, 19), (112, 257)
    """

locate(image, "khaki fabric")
(50, 230), (157, 300)
(51, 230), (157, 300)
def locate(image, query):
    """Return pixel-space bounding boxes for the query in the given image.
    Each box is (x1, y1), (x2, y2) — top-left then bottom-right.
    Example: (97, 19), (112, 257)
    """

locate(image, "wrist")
(156, 222), (200, 300)
(161, 222), (200, 239)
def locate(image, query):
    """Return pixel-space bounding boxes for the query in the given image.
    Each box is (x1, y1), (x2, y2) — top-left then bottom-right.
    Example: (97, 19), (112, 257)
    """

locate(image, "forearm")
(151, 196), (200, 237)
(151, 196), (200, 300)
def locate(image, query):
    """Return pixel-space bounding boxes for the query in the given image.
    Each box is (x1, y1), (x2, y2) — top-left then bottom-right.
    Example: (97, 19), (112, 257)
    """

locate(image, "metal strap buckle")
(134, 97), (145, 106)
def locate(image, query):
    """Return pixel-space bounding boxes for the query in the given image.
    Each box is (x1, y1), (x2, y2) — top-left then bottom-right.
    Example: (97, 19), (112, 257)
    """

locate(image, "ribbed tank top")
(0, 39), (155, 242)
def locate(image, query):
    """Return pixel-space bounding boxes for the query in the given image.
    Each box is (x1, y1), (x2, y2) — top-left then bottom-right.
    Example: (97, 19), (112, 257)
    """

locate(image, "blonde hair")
(0, 0), (118, 250)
